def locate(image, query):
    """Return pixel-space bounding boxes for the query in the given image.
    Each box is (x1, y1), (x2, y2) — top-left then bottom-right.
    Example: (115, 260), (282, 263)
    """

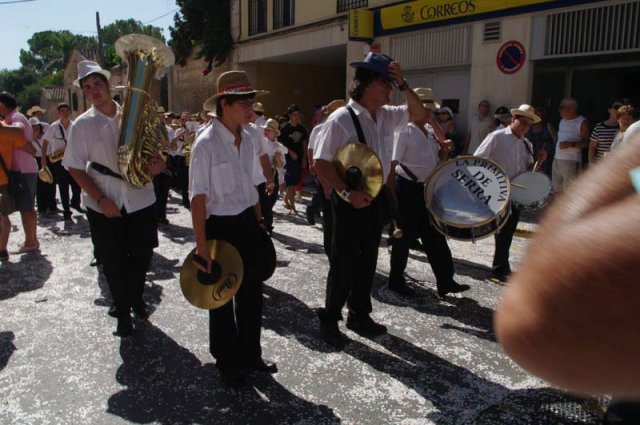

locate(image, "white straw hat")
(73, 60), (111, 88)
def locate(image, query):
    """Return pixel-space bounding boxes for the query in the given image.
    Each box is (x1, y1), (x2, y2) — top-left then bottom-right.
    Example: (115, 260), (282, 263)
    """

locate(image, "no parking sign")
(496, 40), (526, 75)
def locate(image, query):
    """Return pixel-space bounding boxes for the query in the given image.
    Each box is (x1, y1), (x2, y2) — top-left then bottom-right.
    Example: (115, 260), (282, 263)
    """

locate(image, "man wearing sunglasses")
(313, 52), (428, 349)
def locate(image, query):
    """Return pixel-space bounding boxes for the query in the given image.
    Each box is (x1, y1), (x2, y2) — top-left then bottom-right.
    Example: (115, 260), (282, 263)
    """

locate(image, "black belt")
(90, 162), (123, 180)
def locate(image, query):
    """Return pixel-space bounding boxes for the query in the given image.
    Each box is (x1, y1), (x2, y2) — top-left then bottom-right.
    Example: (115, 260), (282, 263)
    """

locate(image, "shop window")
(273, 0), (294, 30)
(249, 0), (267, 36)
(337, 0), (368, 13)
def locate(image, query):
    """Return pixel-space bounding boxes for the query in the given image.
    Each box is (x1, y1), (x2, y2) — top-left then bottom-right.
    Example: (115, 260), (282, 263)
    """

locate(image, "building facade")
(168, 0), (640, 131)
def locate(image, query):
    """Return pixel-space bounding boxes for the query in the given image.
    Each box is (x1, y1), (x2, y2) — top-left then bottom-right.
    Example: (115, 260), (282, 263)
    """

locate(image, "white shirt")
(244, 123), (269, 185)
(265, 138), (288, 185)
(474, 126), (533, 179)
(43, 119), (72, 154)
(308, 122), (326, 154)
(32, 136), (45, 157)
(393, 122), (441, 182)
(63, 103), (156, 213)
(189, 119), (259, 216)
(314, 99), (409, 181)
(555, 116), (586, 162)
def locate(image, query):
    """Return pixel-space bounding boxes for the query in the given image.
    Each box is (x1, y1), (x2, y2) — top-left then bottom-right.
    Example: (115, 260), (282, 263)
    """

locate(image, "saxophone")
(114, 34), (174, 188)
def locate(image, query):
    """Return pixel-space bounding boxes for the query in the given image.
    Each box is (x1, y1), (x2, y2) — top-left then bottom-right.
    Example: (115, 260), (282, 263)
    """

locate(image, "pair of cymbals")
(180, 230), (277, 310)
(332, 143), (383, 202)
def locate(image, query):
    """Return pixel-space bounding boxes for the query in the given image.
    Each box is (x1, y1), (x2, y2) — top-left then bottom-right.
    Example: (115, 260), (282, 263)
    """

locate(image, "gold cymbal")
(180, 240), (244, 309)
(332, 143), (383, 202)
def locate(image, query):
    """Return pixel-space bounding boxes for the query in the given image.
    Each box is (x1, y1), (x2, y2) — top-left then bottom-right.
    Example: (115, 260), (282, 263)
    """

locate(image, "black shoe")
(0, 250), (8, 261)
(63, 211), (73, 221)
(115, 316), (134, 337)
(437, 282), (471, 299)
(388, 282), (415, 296)
(305, 207), (315, 225)
(132, 302), (150, 319)
(108, 304), (118, 318)
(346, 314), (387, 337)
(245, 358), (278, 374)
(90, 256), (101, 267)
(488, 274), (509, 284)
(317, 309), (346, 350)
(218, 365), (245, 388)
(71, 204), (85, 213)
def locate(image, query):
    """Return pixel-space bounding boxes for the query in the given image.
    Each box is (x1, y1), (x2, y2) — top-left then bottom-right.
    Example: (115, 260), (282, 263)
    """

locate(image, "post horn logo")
(401, 5), (415, 23)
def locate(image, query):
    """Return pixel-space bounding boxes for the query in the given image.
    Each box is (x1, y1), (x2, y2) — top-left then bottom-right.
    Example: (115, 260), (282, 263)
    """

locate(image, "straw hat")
(38, 166), (53, 184)
(202, 71), (266, 112)
(326, 99), (346, 115)
(73, 60), (111, 87)
(157, 106), (166, 114)
(261, 118), (281, 135)
(26, 106), (46, 116)
(170, 119), (182, 128)
(28, 117), (41, 126)
(413, 88), (439, 109)
(510, 104), (541, 124)
(253, 102), (264, 113)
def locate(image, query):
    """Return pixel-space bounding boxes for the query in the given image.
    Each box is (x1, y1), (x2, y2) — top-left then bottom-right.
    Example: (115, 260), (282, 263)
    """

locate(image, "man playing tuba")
(64, 60), (166, 337)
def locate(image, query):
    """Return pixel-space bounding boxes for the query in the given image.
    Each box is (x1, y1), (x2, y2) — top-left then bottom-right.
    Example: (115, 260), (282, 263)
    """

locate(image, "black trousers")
(492, 205), (520, 277)
(206, 208), (264, 368)
(173, 156), (190, 208)
(324, 191), (382, 322)
(389, 176), (455, 291)
(153, 172), (171, 220)
(49, 160), (81, 212)
(35, 157), (56, 213)
(86, 204), (158, 317)
(318, 182), (332, 259)
(308, 177), (323, 217)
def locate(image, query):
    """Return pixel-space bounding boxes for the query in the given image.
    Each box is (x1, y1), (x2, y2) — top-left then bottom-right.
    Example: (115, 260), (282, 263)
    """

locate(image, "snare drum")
(424, 156), (511, 241)
(510, 171), (553, 211)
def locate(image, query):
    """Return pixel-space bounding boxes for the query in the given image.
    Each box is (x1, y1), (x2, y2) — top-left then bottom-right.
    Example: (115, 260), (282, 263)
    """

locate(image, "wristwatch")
(339, 188), (351, 200)
(397, 79), (409, 91)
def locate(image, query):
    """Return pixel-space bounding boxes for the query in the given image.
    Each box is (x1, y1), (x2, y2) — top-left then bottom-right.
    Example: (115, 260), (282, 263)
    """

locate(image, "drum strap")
(398, 163), (419, 182)
(346, 106), (366, 145)
(90, 162), (123, 180)
(522, 137), (534, 159)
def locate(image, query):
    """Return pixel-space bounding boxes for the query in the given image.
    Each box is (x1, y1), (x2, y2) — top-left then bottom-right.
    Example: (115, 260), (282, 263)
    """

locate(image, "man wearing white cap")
(474, 104), (547, 282)
(64, 60), (166, 337)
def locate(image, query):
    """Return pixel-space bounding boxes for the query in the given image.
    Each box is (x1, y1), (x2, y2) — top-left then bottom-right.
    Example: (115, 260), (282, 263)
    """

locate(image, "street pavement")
(1, 193), (607, 425)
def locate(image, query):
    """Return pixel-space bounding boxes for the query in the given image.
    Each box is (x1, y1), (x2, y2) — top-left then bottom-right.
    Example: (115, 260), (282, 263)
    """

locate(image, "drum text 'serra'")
(452, 160), (509, 205)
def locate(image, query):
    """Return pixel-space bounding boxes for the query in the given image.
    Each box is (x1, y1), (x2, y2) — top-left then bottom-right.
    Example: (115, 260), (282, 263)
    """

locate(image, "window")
(337, 0), (368, 14)
(273, 0), (294, 30)
(249, 0), (267, 36)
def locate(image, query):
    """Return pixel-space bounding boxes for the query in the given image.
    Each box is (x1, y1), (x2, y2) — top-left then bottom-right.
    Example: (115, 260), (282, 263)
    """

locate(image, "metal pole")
(96, 11), (105, 67)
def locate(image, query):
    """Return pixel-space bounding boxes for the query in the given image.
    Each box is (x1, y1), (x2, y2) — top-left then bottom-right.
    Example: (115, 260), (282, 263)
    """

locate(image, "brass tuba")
(114, 34), (174, 188)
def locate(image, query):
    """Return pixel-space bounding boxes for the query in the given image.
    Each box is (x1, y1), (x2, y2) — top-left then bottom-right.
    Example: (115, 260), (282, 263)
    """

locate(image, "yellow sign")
(349, 8), (374, 40)
(380, 0), (554, 31)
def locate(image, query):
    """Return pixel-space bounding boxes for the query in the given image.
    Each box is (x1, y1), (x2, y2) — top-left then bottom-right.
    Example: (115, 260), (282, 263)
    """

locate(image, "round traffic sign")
(496, 40), (526, 75)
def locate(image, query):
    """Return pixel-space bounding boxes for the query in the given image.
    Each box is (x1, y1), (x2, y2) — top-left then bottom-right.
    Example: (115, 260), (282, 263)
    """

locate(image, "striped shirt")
(590, 121), (619, 160)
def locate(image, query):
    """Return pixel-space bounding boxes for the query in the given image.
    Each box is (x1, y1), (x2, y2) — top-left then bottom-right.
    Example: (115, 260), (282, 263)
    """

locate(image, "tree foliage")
(100, 19), (165, 68)
(169, 0), (233, 74)
(19, 30), (97, 75)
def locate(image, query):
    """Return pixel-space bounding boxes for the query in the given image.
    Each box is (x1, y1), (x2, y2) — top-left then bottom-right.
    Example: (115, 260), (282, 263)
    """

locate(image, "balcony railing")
(337, 0), (368, 13)
(273, 0), (295, 30)
(249, 0), (267, 36)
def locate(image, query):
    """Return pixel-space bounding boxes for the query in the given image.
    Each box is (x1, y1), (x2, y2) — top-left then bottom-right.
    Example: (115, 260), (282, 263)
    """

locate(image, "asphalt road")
(0, 193), (606, 424)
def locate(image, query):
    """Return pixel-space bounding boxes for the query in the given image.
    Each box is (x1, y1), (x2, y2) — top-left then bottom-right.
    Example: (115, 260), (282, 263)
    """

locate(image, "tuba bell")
(114, 34), (174, 188)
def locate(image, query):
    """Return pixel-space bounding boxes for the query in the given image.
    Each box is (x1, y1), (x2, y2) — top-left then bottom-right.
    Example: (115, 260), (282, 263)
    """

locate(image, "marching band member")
(189, 71), (276, 387)
(474, 104), (547, 283)
(260, 118), (288, 234)
(387, 88), (469, 298)
(313, 53), (428, 349)
(64, 61), (166, 337)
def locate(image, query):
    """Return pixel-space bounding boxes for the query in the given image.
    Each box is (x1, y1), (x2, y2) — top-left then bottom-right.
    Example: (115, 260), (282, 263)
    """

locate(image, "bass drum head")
(425, 156), (511, 241)
(511, 171), (553, 211)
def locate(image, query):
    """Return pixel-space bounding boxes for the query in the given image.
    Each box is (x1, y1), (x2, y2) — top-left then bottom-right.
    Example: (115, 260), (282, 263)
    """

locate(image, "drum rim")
(510, 170), (553, 209)
(424, 155), (512, 230)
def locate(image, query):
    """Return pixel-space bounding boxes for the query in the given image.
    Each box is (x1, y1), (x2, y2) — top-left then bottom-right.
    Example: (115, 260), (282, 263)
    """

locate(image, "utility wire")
(143, 8), (179, 25)
(0, 0), (37, 4)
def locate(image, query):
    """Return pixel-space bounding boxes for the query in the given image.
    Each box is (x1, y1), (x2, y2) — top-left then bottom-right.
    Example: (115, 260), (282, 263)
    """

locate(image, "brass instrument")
(114, 34), (175, 188)
(180, 240), (244, 309)
(49, 149), (65, 163)
(182, 130), (196, 165)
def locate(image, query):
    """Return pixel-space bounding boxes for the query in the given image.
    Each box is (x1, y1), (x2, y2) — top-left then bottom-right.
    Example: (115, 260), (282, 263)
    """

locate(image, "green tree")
(19, 30), (97, 75)
(169, 0), (233, 74)
(100, 19), (165, 68)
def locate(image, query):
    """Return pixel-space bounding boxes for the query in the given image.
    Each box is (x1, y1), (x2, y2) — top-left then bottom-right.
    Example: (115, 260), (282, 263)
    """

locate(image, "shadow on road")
(271, 231), (325, 254)
(0, 252), (53, 301)
(107, 321), (339, 424)
(0, 331), (16, 371)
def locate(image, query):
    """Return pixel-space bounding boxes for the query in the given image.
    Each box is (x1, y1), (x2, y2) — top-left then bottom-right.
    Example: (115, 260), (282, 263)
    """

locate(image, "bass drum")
(424, 156), (511, 241)
(510, 171), (553, 211)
